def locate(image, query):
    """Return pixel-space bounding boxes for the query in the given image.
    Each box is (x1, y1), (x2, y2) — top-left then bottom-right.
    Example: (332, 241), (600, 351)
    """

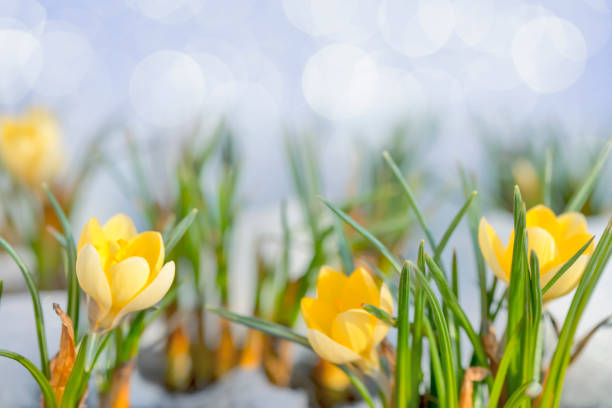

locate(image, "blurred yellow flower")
(0, 109), (64, 187)
(300, 266), (393, 369)
(479, 204), (594, 301)
(76, 214), (175, 331)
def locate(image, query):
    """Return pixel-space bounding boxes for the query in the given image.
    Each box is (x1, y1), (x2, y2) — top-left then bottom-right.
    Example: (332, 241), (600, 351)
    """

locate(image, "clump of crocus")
(300, 266), (393, 369)
(479, 204), (594, 301)
(76, 214), (175, 331)
(0, 108), (64, 187)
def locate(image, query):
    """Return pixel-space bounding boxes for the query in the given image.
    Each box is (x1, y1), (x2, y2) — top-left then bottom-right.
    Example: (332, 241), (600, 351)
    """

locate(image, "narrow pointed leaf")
(0, 237), (50, 378)
(0, 350), (57, 408)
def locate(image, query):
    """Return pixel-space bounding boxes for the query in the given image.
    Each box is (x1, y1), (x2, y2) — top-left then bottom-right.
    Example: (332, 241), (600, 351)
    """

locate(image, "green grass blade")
(363, 304), (397, 327)
(565, 134), (612, 212)
(163, 208), (198, 253)
(60, 334), (89, 408)
(0, 350), (56, 408)
(487, 336), (519, 408)
(382, 151), (436, 250)
(503, 381), (541, 408)
(206, 306), (310, 348)
(424, 317), (446, 408)
(505, 186), (528, 392)
(340, 366), (376, 408)
(395, 263), (411, 407)
(411, 263), (458, 408)
(335, 219), (354, 273)
(0, 237), (50, 378)
(433, 190), (477, 260)
(542, 237), (594, 294)
(459, 166), (489, 332)
(412, 242), (426, 408)
(424, 256), (490, 377)
(321, 197), (401, 273)
(43, 184), (79, 336)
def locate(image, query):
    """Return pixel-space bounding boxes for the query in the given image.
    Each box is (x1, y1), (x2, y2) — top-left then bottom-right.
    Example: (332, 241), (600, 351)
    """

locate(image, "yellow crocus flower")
(0, 109), (64, 187)
(300, 266), (393, 369)
(479, 204), (594, 301)
(76, 214), (175, 331)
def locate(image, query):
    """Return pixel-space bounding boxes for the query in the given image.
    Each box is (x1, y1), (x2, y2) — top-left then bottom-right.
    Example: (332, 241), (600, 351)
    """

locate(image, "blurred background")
(1, 0), (612, 218)
(2, 1), (612, 405)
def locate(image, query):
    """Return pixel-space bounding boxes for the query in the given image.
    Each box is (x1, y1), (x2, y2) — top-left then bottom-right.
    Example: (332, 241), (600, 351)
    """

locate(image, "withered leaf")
(48, 303), (76, 406)
(458, 366), (489, 408)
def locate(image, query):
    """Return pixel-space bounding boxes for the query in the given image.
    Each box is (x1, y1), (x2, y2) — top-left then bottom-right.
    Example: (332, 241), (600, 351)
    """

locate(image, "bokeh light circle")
(378, 0), (455, 57)
(125, 0), (203, 24)
(36, 24), (96, 100)
(0, 28), (42, 105)
(302, 43), (379, 121)
(0, 0), (46, 33)
(130, 50), (206, 128)
(282, 0), (378, 42)
(512, 16), (587, 93)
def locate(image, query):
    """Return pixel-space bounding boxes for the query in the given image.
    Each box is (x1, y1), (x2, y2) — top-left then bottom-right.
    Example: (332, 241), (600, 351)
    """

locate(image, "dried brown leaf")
(48, 303), (76, 406)
(458, 366), (489, 408)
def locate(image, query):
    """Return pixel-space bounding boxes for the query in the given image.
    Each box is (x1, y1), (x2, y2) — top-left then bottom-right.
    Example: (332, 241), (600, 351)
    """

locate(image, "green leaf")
(503, 381), (541, 408)
(206, 306), (310, 348)
(340, 366), (376, 408)
(0, 237), (50, 379)
(458, 166), (489, 332)
(60, 334), (90, 408)
(335, 218), (354, 273)
(382, 151), (436, 250)
(320, 197), (401, 273)
(0, 350), (56, 408)
(395, 263), (412, 407)
(163, 208), (199, 254)
(363, 304), (397, 327)
(412, 242), (426, 408)
(411, 263), (458, 408)
(43, 184), (79, 336)
(433, 190), (477, 260)
(505, 186), (528, 392)
(424, 256), (490, 379)
(565, 134), (612, 212)
(487, 336), (519, 408)
(542, 237), (594, 294)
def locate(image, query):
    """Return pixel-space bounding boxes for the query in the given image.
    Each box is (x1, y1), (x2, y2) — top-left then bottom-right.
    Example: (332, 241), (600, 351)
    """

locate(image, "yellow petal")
(331, 309), (374, 354)
(371, 320), (390, 347)
(306, 328), (362, 365)
(557, 212), (589, 239)
(109, 261), (175, 328)
(317, 266), (348, 305)
(541, 255), (590, 301)
(526, 226), (558, 267)
(478, 218), (509, 281)
(357, 346), (380, 372)
(526, 205), (559, 237)
(339, 268), (379, 311)
(124, 231), (164, 276)
(301, 297), (337, 335)
(77, 218), (106, 255)
(556, 232), (594, 264)
(379, 283), (393, 315)
(102, 214), (137, 242)
(76, 244), (111, 325)
(109, 257), (150, 307)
